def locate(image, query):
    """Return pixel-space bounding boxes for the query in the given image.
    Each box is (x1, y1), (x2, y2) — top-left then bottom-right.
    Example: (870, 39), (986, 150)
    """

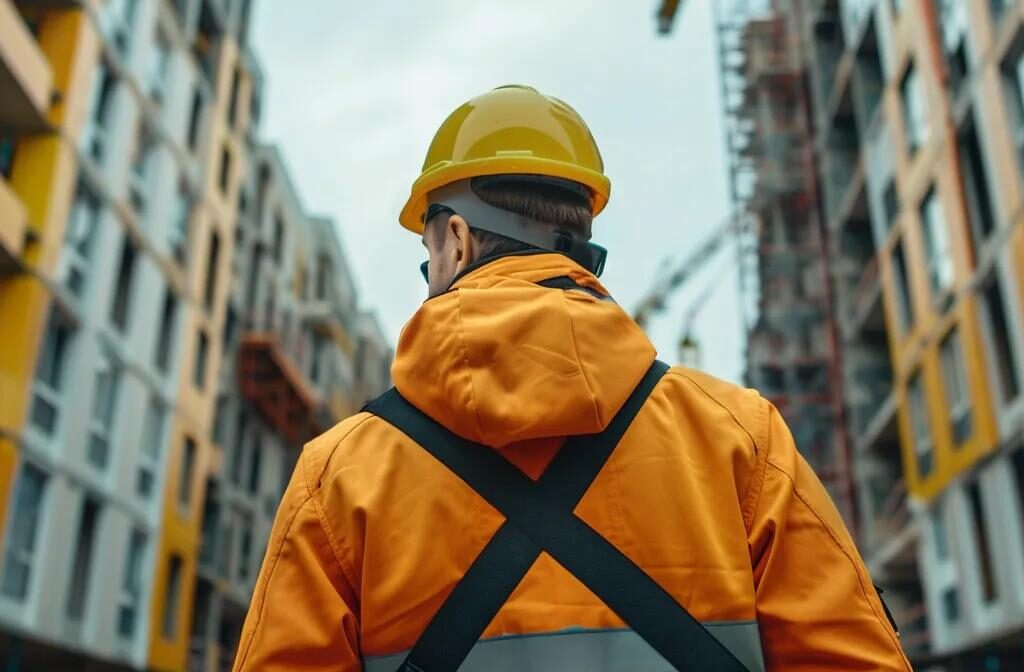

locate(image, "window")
(1, 465), (47, 601)
(117, 529), (146, 638)
(178, 436), (196, 509)
(943, 587), (960, 622)
(193, 330), (209, 389)
(227, 67), (242, 126)
(60, 181), (101, 298)
(154, 288), (178, 373)
(273, 214), (285, 265)
(933, 510), (950, 560)
(937, 1), (969, 100)
(213, 396), (229, 446)
(104, 0), (137, 56)
(231, 411), (246, 486)
(854, 21), (884, 125)
(129, 124), (156, 216)
(170, 180), (192, 264)
(219, 145), (232, 194)
(991, 0), (1013, 26)
(967, 481), (997, 601)
(1011, 448), (1024, 556)
(957, 115), (996, 260)
(982, 277), (1021, 404)
(137, 396), (166, 499)
(940, 329), (973, 446)
(891, 241), (915, 334)
(908, 373), (933, 477)
(66, 498), (100, 621)
(0, 136), (16, 179)
(187, 88), (204, 151)
(88, 350), (121, 469)
(1001, 32), (1024, 174)
(161, 554), (183, 639)
(110, 236), (138, 332)
(204, 230), (220, 310)
(882, 178), (899, 231)
(237, 510), (253, 582)
(247, 436), (261, 495)
(82, 61), (116, 163)
(29, 313), (73, 435)
(149, 29), (171, 105)
(901, 64), (929, 154)
(920, 187), (954, 302)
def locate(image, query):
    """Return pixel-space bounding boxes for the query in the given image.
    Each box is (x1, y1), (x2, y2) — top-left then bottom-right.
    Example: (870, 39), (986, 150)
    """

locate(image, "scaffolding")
(715, 0), (855, 526)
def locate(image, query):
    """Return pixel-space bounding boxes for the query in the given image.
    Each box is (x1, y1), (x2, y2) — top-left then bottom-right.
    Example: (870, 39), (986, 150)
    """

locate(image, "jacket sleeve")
(747, 402), (912, 671)
(233, 450), (361, 672)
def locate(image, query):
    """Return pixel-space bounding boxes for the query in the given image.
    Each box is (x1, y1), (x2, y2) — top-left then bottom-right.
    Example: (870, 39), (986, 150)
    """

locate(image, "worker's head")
(401, 85), (612, 297)
(421, 176), (596, 296)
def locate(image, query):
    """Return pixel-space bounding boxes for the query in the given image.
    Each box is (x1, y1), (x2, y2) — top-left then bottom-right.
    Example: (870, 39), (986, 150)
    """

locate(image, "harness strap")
(365, 361), (749, 671)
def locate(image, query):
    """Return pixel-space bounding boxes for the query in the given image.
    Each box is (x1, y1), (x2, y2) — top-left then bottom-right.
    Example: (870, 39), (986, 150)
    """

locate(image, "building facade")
(765, 0), (1024, 667)
(0, 1), (391, 670)
(806, 1), (1024, 667)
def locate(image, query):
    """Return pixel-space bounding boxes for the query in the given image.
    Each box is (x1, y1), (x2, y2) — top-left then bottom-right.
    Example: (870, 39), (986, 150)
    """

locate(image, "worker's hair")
(469, 178), (593, 258)
(426, 178), (594, 259)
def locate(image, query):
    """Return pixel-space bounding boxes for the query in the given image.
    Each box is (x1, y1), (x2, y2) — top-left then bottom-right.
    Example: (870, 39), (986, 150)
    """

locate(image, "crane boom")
(632, 213), (751, 329)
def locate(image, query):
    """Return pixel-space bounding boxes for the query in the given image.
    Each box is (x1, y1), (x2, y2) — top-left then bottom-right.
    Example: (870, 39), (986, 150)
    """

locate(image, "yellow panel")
(0, 9), (95, 547)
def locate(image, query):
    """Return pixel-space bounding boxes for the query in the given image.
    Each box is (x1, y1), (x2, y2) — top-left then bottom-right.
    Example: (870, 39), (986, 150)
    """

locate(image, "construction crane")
(675, 272), (722, 368)
(631, 213), (752, 330)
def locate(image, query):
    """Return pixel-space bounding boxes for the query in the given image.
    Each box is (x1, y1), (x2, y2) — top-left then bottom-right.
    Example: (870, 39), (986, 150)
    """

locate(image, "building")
(719, 1), (856, 527)
(0, 1), (391, 670)
(806, 1), (1024, 667)
(670, 0), (1024, 667)
(660, 0), (1024, 666)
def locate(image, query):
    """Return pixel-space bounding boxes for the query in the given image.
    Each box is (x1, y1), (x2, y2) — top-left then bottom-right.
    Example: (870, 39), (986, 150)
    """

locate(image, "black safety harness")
(364, 347), (750, 671)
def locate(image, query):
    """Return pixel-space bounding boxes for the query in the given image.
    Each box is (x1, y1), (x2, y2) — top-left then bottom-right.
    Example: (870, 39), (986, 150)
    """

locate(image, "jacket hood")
(392, 254), (657, 447)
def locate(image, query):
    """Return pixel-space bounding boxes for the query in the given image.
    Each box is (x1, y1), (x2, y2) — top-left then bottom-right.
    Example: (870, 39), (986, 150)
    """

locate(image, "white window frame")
(0, 463), (49, 605)
(901, 64), (930, 152)
(940, 328), (973, 446)
(920, 187), (954, 302)
(117, 528), (147, 640)
(137, 395), (167, 504)
(87, 349), (122, 470)
(908, 373), (934, 475)
(58, 182), (102, 300)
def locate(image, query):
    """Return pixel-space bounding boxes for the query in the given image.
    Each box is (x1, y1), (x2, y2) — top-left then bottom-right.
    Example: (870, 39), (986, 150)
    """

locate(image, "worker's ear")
(447, 214), (475, 275)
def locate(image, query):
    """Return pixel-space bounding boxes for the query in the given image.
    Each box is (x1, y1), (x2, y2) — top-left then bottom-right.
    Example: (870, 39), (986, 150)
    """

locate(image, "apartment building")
(0, 1), (391, 670)
(804, 0), (1024, 667)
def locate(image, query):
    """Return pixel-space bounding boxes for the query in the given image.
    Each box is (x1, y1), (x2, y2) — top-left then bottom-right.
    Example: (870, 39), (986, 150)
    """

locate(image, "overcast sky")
(251, 0), (745, 384)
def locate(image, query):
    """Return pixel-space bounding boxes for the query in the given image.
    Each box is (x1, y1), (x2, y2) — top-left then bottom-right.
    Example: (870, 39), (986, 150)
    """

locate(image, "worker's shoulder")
(663, 366), (770, 450)
(298, 411), (382, 486)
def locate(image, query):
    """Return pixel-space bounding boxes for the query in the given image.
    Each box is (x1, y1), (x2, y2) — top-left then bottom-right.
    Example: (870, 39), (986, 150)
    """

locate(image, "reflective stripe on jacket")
(233, 253), (912, 671)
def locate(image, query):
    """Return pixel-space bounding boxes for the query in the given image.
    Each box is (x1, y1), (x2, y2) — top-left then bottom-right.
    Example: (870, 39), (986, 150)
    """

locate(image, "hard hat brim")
(400, 157), (611, 234)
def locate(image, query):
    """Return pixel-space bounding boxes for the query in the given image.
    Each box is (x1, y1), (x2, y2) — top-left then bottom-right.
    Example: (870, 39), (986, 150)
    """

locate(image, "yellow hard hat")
(399, 85), (611, 233)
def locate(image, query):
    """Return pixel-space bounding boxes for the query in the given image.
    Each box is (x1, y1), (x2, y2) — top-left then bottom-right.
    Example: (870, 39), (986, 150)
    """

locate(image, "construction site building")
(708, 0), (1024, 667)
(0, 1), (391, 670)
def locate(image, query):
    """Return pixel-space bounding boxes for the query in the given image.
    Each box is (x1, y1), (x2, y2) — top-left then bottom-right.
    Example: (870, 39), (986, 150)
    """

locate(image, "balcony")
(302, 295), (355, 356)
(0, 174), (28, 274)
(0, 0), (53, 132)
(239, 333), (320, 443)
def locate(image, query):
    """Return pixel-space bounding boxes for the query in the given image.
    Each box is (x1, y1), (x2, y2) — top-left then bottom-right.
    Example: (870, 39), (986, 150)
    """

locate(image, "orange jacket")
(233, 254), (911, 671)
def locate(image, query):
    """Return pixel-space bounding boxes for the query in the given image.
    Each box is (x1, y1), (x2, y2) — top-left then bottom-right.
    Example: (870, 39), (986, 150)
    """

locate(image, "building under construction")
(660, 0), (1024, 668)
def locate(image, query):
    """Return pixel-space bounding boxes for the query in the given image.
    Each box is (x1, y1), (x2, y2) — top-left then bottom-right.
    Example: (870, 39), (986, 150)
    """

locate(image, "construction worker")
(233, 85), (911, 672)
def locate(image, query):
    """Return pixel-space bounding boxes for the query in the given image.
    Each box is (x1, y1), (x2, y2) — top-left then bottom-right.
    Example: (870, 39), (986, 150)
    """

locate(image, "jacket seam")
(305, 413), (375, 592)
(455, 290), (489, 444)
(562, 291), (603, 427)
(765, 457), (911, 668)
(668, 370), (765, 531)
(306, 413), (375, 486)
(234, 491), (312, 670)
